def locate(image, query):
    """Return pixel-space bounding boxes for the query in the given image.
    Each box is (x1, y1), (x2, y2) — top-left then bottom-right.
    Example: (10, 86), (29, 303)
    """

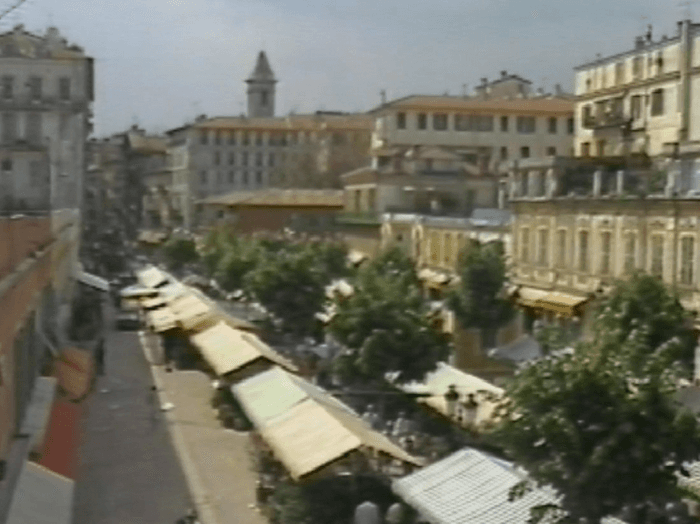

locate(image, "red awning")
(35, 398), (82, 480)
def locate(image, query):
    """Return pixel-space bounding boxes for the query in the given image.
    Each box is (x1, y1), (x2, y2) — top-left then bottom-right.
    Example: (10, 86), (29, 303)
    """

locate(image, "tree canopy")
(327, 249), (450, 384)
(492, 274), (700, 524)
(161, 237), (198, 271)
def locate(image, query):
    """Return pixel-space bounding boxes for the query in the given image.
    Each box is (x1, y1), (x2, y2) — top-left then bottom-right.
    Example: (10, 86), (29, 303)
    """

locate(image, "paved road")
(73, 308), (194, 524)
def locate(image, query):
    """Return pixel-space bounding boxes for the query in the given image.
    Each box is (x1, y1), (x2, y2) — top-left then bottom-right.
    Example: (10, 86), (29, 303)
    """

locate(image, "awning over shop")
(393, 362), (504, 428)
(74, 270), (110, 292)
(189, 322), (296, 376)
(156, 281), (190, 303)
(418, 268), (452, 287)
(55, 348), (94, 401)
(120, 284), (158, 299)
(535, 291), (589, 317)
(140, 296), (167, 310)
(234, 367), (421, 480)
(137, 230), (169, 245)
(4, 462), (73, 524)
(169, 295), (215, 331)
(137, 266), (170, 289)
(348, 250), (368, 266)
(148, 308), (178, 333)
(513, 286), (550, 308)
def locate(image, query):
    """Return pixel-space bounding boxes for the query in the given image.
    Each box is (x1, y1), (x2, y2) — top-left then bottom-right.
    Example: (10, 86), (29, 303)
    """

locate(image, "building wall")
(204, 204), (342, 234)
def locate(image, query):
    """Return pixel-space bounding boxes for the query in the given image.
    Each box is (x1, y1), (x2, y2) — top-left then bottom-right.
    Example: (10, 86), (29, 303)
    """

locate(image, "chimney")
(380, 89), (387, 105)
(554, 83), (563, 96)
(481, 77), (488, 86)
(635, 36), (645, 50)
(501, 70), (507, 78)
(646, 24), (653, 43)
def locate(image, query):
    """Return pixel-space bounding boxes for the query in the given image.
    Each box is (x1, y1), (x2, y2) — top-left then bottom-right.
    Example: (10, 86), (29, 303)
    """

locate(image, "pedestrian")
(95, 337), (106, 376)
(147, 385), (158, 424)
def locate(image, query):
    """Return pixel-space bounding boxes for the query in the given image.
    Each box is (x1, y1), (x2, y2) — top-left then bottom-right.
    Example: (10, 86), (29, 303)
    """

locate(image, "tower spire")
(246, 51), (277, 118)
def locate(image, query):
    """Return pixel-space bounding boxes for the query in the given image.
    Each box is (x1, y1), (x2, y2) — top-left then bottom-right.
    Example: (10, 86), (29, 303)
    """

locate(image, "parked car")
(115, 311), (140, 330)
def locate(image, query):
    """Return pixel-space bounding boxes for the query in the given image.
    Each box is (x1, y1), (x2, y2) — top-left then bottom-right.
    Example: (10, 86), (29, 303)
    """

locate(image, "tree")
(492, 274), (700, 524)
(161, 237), (198, 271)
(327, 253), (450, 384)
(448, 240), (513, 348)
(214, 237), (264, 292)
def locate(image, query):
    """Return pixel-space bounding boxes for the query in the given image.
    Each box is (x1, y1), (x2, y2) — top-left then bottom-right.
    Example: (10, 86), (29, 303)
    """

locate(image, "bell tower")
(246, 51), (276, 118)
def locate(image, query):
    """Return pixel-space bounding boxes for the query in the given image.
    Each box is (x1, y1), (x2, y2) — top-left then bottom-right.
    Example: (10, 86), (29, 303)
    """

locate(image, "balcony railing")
(582, 112), (631, 130)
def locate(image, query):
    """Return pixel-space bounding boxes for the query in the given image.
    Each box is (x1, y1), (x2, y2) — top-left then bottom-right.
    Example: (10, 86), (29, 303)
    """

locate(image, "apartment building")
(372, 75), (575, 175)
(574, 19), (700, 193)
(0, 26), (98, 523)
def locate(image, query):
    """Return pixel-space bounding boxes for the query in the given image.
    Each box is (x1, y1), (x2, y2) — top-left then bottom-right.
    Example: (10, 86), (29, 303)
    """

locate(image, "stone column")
(508, 170), (518, 199)
(527, 170), (541, 198)
(545, 168), (558, 198)
(616, 170), (625, 195)
(592, 170), (602, 197)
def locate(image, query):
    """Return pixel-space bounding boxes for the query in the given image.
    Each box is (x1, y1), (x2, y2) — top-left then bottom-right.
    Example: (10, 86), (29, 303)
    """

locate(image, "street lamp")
(444, 384), (459, 419)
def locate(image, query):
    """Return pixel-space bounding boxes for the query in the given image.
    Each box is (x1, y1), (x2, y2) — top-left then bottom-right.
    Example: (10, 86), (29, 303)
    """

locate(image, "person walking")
(95, 337), (106, 376)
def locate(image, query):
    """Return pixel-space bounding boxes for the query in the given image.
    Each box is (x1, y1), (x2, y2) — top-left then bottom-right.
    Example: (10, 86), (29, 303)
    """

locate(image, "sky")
(2, 0), (691, 136)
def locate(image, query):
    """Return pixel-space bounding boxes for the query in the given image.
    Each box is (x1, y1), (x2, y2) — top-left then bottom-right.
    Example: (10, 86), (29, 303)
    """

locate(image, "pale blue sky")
(3, 0), (690, 135)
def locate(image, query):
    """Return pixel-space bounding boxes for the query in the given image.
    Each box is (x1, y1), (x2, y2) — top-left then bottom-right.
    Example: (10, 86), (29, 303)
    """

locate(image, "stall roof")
(120, 284), (158, 298)
(234, 367), (421, 480)
(74, 270), (110, 292)
(140, 296), (167, 310)
(393, 362), (504, 427)
(147, 308), (178, 333)
(137, 266), (170, 288)
(393, 448), (626, 524)
(190, 322), (296, 376)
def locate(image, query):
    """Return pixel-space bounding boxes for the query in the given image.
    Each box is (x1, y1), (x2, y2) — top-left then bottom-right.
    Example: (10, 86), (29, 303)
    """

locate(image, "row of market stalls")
(133, 265), (424, 484)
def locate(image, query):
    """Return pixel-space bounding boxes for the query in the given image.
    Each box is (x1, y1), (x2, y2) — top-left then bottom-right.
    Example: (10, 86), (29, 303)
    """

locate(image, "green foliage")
(161, 237), (198, 270)
(448, 240), (513, 343)
(328, 250), (450, 384)
(492, 274), (700, 523)
(215, 237), (264, 292)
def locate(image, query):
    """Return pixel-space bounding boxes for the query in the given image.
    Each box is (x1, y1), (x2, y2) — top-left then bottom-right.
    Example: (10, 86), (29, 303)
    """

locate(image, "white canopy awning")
(74, 269), (110, 292)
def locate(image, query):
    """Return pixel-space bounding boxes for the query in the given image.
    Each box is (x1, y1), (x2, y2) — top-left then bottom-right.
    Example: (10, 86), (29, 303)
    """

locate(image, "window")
(1, 159), (11, 172)
(242, 171), (249, 186)
(624, 233), (636, 274)
(581, 142), (591, 157)
(2, 112), (17, 142)
(681, 236), (695, 285)
(500, 147), (508, 160)
(500, 115), (508, 132)
(26, 113), (41, 143)
(200, 130), (208, 145)
(455, 114), (472, 131)
(59, 114), (70, 138)
(520, 146), (530, 158)
(214, 151), (220, 165)
(444, 233), (452, 265)
(216, 171), (222, 185)
(228, 170), (235, 184)
(255, 152), (263, 167)
(396, 112), (406, 129)
(516, 116), (536, 134)
(214, 131), (221, 145)
(615, 62), (624, 84)
(58, 77), (71, 100)
(200, 171), (207, 185)
(600, 231), (612, 274)
(261, 91), (268, 107)
(651, 89), (664, 116)
(537, 229), (549, 266)
(242, 152), (249, 166)
(242, 132), (250, 146)
(567, 117), (574, 135)
(255, 134), (263, 146)
(578, 230), (589, 272)
(228, 152), (235, 165)
(651, 235), (664, 278)
(29, 161), (43, 187)
(268, 153), (275, 167)
(433, 113), (448, 131)
(417, 113), (427, 130)
(631, 95), (642, 120)
(455, 114), (493, 132)
(556, 229), (567, 268)
(1, 75), (12, 99)
(546, 146), (556, 156)
(228, 131), (236, 145)
(520, 228), (530, 263)
(256, 171), (263, 186)
(28, 76), (41, 100)
(548, 117), (557, 134)
(596, 140), (606, 157)
(632, 56), (642, 78)
(657, 53), (664, 74)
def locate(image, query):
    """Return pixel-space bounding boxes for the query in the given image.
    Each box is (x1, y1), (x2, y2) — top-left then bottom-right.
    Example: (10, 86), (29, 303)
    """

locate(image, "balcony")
(582, 112), (632, 131)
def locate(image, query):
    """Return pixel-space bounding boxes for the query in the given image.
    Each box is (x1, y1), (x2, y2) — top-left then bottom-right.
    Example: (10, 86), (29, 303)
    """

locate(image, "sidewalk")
(141, 333), (268, 524)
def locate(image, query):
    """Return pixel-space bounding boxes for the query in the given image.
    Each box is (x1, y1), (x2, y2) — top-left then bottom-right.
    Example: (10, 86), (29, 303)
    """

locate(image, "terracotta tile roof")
(201, 188), (343, 207)
(382, 95), (574, 115)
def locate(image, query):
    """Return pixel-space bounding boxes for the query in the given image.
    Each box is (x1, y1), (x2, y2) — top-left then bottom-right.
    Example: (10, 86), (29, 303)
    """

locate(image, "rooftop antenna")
(462, 83), (468, 97)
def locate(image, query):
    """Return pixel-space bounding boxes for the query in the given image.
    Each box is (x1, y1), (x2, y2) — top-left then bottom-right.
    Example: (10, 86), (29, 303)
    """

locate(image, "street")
(72, 305), (194, 524)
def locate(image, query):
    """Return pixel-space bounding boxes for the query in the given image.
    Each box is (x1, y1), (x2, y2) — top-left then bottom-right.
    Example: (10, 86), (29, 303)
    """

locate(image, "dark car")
(115, 311), (140, 330)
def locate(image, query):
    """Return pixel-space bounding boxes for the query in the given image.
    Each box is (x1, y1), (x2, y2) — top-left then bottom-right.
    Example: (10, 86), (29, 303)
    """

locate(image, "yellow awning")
(137, 266), (170, 288)
(147, 308), (178, 333)
(535, 291), (589, 317)
(189, 322), (296, 376)
(514, 286), (550, 308)
(140, 296), (167, 310)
